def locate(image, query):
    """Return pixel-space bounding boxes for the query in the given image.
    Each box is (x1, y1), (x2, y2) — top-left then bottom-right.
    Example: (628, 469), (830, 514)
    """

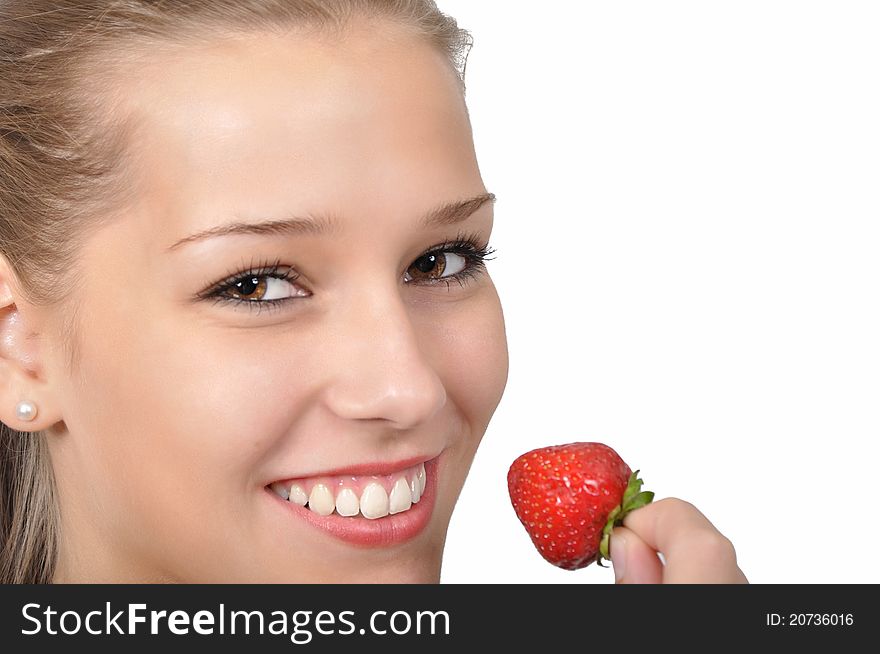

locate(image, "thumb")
(609, 526), (664, 584)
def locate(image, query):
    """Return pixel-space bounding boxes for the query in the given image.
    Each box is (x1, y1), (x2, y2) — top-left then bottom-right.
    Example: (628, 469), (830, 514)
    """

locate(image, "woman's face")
(44, 22), (508, 582)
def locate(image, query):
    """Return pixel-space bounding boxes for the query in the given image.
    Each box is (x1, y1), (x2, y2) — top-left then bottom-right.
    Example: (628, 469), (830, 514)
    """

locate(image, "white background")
(437, 1), (880, 583)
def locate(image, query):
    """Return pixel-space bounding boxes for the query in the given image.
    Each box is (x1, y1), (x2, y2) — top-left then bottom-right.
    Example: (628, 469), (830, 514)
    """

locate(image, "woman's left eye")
(403, 252), (468, 284)
(403, 236), (496, 288)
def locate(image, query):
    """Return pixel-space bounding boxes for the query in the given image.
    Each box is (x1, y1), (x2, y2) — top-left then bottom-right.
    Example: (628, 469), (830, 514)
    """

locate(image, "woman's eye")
(218, 271), (308, 303)
(403, 252), (467, 283)
(202, 237), (494, 314)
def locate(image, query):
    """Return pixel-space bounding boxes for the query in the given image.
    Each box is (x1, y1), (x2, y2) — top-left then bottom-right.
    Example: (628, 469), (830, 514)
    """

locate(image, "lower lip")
(266, 455), (440, 547)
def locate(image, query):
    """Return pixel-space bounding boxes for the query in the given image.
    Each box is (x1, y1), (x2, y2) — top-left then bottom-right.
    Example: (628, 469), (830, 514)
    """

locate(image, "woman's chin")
(207, 547), (445, 584)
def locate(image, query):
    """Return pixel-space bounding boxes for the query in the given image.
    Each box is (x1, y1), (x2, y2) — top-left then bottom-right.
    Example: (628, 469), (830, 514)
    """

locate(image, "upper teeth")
(335, 488), (360, 517)
(269, 461), (427, 519)
(389, 477), (412, 515)
(360, 483), (389, 519)
(308, 483), (335, 516)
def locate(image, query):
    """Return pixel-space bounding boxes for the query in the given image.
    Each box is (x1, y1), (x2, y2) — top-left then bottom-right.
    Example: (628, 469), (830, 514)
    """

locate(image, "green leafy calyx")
(596, 470), (654, 568)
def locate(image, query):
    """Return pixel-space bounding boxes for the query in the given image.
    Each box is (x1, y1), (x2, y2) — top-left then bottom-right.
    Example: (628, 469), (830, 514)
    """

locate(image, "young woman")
(0, 0), (747, 584)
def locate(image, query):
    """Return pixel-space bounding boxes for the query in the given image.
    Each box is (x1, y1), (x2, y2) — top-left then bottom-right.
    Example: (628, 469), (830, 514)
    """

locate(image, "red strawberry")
(507, 442), (653, 570)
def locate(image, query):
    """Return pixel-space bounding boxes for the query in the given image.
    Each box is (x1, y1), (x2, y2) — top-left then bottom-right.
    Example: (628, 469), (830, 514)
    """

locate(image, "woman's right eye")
(200, 262), (309, 314)
(218, 271), (308, 303)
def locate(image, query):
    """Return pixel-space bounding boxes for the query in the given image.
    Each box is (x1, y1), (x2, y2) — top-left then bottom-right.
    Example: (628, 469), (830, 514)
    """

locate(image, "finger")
(622, 497), (748, 583)
(609, 526), (663, 584)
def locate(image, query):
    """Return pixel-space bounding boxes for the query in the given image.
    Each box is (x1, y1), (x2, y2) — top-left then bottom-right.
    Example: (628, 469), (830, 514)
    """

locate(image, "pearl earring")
(15, 400), (37, 422)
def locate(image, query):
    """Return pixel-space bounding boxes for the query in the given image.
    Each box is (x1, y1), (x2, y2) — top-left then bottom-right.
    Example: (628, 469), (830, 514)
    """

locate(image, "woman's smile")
(265, 453), (442, 547)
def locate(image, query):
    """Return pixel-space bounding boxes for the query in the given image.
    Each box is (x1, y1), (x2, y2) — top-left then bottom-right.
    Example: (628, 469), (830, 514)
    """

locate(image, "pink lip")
(268, 453), (438, 485)
(265, 454), (441, 547)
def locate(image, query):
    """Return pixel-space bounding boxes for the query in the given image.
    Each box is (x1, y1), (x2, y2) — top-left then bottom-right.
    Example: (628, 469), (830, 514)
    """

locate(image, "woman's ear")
(0, 256), (64, 433)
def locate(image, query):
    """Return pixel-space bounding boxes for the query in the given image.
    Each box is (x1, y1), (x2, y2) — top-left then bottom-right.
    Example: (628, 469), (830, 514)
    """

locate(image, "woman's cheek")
(155, 332), (300, 463)
(436, 284), (509, 437)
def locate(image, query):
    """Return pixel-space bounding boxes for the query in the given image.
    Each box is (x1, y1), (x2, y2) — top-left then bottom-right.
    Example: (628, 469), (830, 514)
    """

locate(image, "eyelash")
(198, 231), (497, 315)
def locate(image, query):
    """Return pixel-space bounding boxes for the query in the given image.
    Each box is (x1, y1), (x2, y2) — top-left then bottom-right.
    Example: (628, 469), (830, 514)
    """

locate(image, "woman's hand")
(609, 497), (748, 583)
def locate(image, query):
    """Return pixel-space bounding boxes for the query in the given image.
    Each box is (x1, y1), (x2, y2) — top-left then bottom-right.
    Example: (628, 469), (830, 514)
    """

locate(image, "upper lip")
(269, 452), (439, 482)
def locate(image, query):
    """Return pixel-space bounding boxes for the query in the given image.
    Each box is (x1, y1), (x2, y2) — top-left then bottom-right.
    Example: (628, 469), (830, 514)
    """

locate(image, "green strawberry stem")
(596, 470), (654, 568)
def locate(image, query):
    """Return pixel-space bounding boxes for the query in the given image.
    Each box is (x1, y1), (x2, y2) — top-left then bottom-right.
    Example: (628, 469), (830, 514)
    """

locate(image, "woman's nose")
(320, 285), (447, 431)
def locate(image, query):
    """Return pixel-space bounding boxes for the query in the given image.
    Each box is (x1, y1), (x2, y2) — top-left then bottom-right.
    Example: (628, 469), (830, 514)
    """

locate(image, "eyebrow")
(166, 192), (496, 253)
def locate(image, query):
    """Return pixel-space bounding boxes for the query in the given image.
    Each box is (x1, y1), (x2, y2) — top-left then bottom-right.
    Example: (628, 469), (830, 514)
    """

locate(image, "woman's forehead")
(107, 29), (481, 251)
(118, 26), (469, 162)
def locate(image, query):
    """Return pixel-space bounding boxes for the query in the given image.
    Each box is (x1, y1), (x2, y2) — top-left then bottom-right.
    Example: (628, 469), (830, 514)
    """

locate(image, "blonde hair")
(0, 0), (473, 583)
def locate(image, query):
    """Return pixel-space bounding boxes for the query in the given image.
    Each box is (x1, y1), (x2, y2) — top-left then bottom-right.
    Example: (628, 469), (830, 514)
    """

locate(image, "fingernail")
(610, 531), (627, 583)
